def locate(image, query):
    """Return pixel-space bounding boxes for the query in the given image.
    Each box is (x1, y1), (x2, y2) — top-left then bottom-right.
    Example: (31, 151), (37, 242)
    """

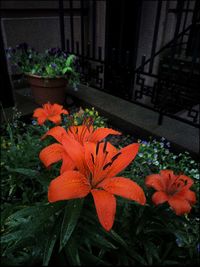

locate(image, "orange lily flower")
(47, 139), (146, 231)
(33, 102), (69, 125)
(145, 170), (196, 215)
(39, 125), (121, 174)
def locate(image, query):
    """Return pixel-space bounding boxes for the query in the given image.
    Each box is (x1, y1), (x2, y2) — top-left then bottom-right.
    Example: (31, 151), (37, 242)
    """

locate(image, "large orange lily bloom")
(39, 125), (121, 174)
(33, 102), (69, 125)
(145, 170), (196, 215)
(47, 139), (146, 231)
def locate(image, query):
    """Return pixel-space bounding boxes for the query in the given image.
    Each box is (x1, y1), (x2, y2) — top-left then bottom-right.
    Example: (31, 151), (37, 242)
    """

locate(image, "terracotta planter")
(26, 74), (68, 105)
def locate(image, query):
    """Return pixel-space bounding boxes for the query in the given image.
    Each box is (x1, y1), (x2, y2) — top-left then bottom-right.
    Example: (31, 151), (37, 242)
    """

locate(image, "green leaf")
(1, 204), (20, 226)
(64, 237), (81, 266)
(5, 202), (65, 240)
(109, 230), (129, 249)
(81, 225), (118, 250)
(8, 167), (39, 177)
(79, 248), (111, 266)
(43, 215), (63, 266)
(109, 230), (147, 265)
(1, 230), (24, 244)
(60, 199), (84, 252)
(62, 66), (72, 74)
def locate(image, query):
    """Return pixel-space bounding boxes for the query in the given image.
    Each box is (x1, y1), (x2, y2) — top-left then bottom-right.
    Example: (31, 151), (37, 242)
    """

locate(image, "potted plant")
(6, 43), (79, 105)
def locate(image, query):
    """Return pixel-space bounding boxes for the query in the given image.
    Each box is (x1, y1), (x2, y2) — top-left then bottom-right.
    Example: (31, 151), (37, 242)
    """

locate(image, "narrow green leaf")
(1, 230), (24, 244)
(109, 230), (147, 265)
(64, 237), (81, 266)
(81, 225), (118, 250)
(60, 199), (83, 252)
(7, 202), (63, 222)
(144, 244), (153, 265)
(43, 215), (63, 266)
(8, 167), (39, 177)
(79, 248), (111, 266)
(109, 230), (129, 249)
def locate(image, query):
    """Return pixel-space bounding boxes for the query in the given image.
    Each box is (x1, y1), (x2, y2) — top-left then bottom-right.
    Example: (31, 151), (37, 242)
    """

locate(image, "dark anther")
(103, 141), (107, 153)
(103, 162), (112, 170)
(96, 142), (100, 155)
(91, 153), (95, 164)
(111, 152), (121, 162)
(68, 127), (73, 133)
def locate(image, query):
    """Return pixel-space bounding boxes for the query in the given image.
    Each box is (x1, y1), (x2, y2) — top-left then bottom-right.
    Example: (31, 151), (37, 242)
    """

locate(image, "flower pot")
(26, 73), (68, 105)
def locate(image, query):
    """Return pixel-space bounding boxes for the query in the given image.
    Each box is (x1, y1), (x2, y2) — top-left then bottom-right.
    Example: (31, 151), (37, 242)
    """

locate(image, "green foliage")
(6, 43), (79, 87)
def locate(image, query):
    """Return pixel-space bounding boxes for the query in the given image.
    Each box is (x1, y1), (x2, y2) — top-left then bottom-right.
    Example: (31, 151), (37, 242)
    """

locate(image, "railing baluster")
(87, 42), (90, 57)
(69, 0), (74, 53)
(179, 0), (190, 55)
(66, 39), (70, 52)
(80, 0), (85, 56)
(58, 0), (65, 51)
(76, 41), (80, 55)
(149, 0), (162, 73)
(92, 0), (96, 59)
(98, 46), (102, 61)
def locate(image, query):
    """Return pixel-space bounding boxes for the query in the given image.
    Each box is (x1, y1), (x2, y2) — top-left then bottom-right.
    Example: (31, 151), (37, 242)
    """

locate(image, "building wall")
(1, 0), (105, 57)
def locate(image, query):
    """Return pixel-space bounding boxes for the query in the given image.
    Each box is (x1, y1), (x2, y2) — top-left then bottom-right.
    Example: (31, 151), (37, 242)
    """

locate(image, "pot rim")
(25, 72), (67, 80)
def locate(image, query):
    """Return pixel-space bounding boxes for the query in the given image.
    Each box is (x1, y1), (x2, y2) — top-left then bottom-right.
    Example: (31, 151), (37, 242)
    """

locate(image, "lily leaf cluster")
(1, 103), (199, 266)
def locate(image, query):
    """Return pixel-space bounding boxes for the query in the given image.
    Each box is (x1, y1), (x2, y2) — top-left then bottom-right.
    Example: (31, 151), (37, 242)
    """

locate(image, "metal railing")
(2, 0), (200, 127)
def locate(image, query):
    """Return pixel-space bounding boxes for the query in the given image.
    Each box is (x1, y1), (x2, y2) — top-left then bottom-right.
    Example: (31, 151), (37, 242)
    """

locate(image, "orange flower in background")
(145, 170), (196, 215)
(33, 102), (69, 125)
(42, 125), (121, 145)
(39, 125), (121, 173)
(47, 139), (146, 231)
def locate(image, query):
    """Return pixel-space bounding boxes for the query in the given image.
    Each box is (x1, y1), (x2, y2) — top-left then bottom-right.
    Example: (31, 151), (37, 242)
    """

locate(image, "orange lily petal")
(151, 191), (169, 205)
(84, 142), (96, 175)
(178, 174), (194, 189)
(175, 189), (196, 205)
(91, 189), (116, 231)
(89, 128), (121, 143)
(33, 108), (46, 118)
(160, 170), (175, 177)
(33, 108), (47, 125)
(42, 126), (67, 143)
(145, 174), (165, 191)
(168, 196), (192, 215)
(39, 143), (64, 168)
(62, 136), (87, 176)
(159, 169), (179, 189)
(98, 177), (146, 205)
(52, 103), (69, 115)
(37, 115), (48, 125)
(60, 152), (75, 174)
(48, 170), (91, 202)
(48, 115), (62, 125)
(106, 143), (140, 178)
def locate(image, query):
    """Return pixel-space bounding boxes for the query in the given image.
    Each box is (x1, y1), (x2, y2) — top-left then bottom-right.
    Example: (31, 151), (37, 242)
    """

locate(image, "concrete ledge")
(67, 84), (199, 157)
